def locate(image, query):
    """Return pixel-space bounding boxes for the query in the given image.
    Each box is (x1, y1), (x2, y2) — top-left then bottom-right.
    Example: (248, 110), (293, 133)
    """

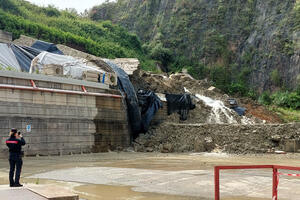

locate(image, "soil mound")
(131, 70), (285, 154)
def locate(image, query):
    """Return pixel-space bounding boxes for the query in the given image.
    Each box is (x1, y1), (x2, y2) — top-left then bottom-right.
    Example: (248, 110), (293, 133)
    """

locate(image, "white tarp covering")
(30, 51), (105, 79)
(0, 43), (21, 71)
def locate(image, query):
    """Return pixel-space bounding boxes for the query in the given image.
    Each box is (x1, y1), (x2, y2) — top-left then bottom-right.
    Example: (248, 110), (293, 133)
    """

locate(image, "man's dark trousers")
(9, 154), (23, 186)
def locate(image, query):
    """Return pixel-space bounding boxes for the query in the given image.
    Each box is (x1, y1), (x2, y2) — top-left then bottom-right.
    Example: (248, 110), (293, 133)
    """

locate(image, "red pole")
(215, 167), (220, 200)
(272, 166), (278, 200)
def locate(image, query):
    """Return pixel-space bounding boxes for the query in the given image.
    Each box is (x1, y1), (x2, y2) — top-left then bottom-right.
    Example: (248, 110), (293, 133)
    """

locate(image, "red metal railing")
(0, 80), (122, 98)
(215, 165), (300, 200)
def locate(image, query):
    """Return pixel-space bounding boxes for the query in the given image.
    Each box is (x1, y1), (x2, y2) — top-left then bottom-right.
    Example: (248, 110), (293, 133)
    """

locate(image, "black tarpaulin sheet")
(21, 46), (42, 57)
(232, 106), (246, 116)
(166, 94), (195, 120)
(137, 90), (162, 133)
(31, 40), (63, 55)
(11, 44), (37, 72)
(10, 40), (63, 72)
(105, 60), (142, 138)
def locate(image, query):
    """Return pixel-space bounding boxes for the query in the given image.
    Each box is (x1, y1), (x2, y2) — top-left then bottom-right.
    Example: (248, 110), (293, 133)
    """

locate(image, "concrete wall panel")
(0, 74), (130, 158)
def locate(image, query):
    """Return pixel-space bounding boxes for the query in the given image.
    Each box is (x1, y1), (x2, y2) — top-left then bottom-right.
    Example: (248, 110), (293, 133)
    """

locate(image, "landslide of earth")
(130, 70), (293, 154)
(131, 69), (281, 125)
(91, 0), (300, 93)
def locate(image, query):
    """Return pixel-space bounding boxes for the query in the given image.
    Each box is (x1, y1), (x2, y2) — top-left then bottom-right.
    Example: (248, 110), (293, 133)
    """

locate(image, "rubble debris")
(131, 69), (289, 154)
(134, 122), (300, 154)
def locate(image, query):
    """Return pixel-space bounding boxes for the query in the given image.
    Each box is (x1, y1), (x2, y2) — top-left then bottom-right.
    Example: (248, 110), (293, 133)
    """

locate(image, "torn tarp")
(166, 94), (195, 120)
(104, 60), (142, 138)
(137, 90), (162, 133)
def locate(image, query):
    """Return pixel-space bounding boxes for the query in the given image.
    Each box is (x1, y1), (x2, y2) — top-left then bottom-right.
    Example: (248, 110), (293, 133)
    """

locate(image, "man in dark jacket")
(6, 128), (26, 187)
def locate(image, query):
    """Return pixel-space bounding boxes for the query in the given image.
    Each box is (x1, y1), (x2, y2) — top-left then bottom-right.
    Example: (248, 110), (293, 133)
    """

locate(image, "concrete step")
(0, 185), (79, 200)
(0, 186), (47, 200)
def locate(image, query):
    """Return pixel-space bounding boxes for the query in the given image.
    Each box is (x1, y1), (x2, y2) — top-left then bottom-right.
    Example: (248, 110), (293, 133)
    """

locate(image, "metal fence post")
(272, 166), (278, 200)
(215, 166), (220, 200)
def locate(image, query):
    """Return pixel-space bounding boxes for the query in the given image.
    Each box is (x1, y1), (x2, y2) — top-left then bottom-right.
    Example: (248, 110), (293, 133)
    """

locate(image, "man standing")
(6, 128), (26, 187)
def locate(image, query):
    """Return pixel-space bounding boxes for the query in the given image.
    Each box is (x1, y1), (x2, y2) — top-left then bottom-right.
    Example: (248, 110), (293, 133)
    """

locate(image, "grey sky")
(26, 0), (113, 13)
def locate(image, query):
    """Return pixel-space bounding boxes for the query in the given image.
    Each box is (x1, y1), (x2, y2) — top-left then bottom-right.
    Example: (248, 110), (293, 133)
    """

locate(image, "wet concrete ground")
(1, 152), (300, 200)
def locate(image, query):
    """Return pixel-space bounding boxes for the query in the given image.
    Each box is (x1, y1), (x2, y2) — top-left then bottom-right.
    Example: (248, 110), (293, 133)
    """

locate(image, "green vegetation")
(269, 107), (300, 123)
(0, 0), (155, 68)
(259, 90), (300, 122)
(90, 0), (299, 98)
(259, 91), (300, 110)
(1, 0), (299, 106)
(270, 69), (281, 86)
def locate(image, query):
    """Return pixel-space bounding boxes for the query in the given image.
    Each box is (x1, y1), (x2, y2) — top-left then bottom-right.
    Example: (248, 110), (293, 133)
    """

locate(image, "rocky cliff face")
(91, 0), (300, 92)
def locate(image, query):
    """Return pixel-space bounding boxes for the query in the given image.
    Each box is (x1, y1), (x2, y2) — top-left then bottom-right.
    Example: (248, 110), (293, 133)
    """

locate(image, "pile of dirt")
(240, 98), (283, 123)
(134, 123), (300, 154)
(131, 70), (266, 124)
(130, 69), (211, 94)
(130, 70), (289, 154)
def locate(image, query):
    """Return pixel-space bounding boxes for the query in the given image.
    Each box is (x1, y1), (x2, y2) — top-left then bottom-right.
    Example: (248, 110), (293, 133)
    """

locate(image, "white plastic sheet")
(0, 43), (21, 71)
(30, 51), (105, 79)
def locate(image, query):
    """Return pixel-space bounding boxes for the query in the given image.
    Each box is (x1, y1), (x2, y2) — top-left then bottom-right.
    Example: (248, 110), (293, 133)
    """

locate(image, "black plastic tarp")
(137, 90), (162, 133)
(166, 94), (195, 120)
(105, 60), (142, 138)
(227, 98), (246, 116)
(31, 40), (63, 55)
(9, 40), (63, 72)
(11, 44), (38, 72)
(232, 106), (246, 116)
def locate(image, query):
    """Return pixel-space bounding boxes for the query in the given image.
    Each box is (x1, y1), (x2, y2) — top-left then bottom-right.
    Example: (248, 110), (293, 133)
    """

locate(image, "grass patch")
(269, 106), (300, 123)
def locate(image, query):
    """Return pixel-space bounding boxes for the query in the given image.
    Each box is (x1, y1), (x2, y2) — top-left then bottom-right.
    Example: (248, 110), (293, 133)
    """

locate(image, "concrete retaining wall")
(0, 71), (129, 157)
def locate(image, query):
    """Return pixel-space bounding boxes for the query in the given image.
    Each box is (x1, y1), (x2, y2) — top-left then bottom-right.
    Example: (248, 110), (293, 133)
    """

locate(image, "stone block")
(66, 95), (77, 106)
(55, 94), (67, 105)
(41, 64), (64, 76)
(6, 89), (21, 102)
(33, 92), (45, 104)
(86, 96), (96, 107)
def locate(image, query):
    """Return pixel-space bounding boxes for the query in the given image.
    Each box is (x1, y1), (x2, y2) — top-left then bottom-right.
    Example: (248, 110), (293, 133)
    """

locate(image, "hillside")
(0, 0), (156, 69)
(90, 0), (300, 94)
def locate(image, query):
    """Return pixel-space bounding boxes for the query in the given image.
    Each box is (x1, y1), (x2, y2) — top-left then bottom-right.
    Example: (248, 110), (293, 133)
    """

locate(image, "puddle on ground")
(1, 153), (299, 200)
(74, 184), (204, 200)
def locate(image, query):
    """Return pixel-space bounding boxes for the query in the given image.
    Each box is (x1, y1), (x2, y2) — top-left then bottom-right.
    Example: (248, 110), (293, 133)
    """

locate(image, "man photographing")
(6, 128), (26, 187)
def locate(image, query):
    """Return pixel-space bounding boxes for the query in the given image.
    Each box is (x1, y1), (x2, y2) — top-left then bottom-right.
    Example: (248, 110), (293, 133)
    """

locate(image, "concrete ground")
(0, 184), (78, 200)
(0, 186), (47, 200)
(1, 152), (300, 200)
